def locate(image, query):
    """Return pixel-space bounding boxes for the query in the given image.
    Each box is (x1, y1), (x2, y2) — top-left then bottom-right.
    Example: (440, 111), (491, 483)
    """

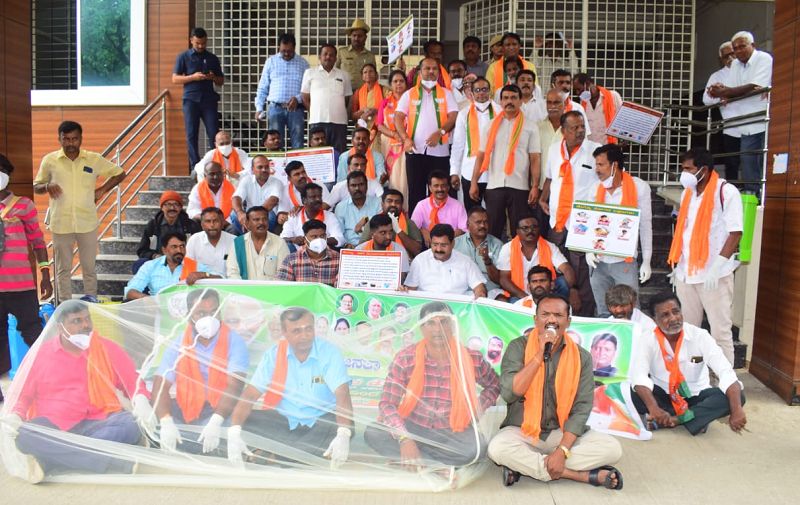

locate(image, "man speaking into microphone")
(487, 294), (624, 490)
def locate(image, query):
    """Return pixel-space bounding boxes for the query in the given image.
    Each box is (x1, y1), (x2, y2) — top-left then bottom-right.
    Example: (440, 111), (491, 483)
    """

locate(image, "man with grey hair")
(703, 42), (741, 181)
(604, 284), (656, 334)
(707, 31), (772, 194)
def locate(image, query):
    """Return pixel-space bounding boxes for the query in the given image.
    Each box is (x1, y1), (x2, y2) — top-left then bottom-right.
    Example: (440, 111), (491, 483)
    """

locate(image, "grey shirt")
(499, 333), (594, 439)
(453, 232), (503, 293)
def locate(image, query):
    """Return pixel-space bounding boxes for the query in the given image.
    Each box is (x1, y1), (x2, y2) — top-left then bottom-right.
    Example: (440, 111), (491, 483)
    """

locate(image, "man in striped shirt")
(0, 154), (51, 386)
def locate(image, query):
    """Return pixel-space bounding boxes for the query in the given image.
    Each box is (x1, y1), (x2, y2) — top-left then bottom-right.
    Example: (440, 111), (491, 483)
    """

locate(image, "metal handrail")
(46, 89), (170, 300)
(667, 86), (771, 112)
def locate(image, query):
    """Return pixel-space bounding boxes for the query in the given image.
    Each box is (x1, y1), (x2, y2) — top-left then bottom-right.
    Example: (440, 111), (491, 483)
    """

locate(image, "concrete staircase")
(70, 175), (196, 300)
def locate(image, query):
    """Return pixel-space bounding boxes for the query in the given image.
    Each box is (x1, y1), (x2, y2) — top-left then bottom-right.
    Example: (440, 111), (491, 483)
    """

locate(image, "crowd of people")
(0, 20), (768, 489)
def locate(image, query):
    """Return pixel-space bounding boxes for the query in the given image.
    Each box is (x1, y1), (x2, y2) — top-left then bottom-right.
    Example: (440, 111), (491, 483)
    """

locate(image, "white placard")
(565, 201), (640, 258)
(253, 147), (336, 185)
(338, 249), (403, 291)
(606, 101), (664, 145)
(386, 16), (414, 64)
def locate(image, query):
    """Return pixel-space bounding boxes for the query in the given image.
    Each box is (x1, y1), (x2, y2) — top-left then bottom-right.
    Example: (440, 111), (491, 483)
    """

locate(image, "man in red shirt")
(3, 301), (152, 482)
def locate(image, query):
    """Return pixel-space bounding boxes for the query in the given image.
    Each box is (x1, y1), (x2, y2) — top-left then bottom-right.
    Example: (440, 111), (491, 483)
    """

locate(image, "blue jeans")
(182, 99), (219, 172)
(268, 104), (305, 149)
(739, 132), (765, 195)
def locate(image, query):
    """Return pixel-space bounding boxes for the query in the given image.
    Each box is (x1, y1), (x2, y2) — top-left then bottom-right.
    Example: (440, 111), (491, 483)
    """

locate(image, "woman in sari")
(352, 63), (389, 133)
(375, 70), (409, 209)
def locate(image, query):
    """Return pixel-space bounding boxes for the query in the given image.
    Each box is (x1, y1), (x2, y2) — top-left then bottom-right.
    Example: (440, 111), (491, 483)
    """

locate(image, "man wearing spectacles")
(702, 41), (741, 182)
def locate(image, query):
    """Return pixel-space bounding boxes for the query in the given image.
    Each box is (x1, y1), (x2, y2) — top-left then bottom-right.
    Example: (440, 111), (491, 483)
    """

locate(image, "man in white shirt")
(707, 31), (772, 194)
(226, 206), (290, 280)
(301, 43), (353, 154)
(632, 292), (746, 436)
(449, 77), (500, 209)
(447, 59), (470, 108)
(280, 182), (345, 249)
(404, 224), (487, 298)
(668, 148), (742, 365)
(604, 284), (656, 335)
(585, 144), (653, 317)
(231, 155), (283, 234)
(532, 32), (578, 88)
(703, 42), (741, 181)
(572, 74), (623, 145)
(186, 207), (236, 277)
(537, 89), (565, 191)
(517, 70), (546, 123)
(328, 153), (383, 209)
(394, 57), (459, 213)
(539, 110), (601, 316)
(355, 213), (410, 281)
(193, 130), (252, 184)
(550, 70), (591, 136)
(472, 84), (541, 240)
(186, 162), (236, 225)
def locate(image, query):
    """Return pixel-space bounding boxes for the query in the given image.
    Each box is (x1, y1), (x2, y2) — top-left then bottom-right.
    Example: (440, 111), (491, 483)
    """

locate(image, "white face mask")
(421, 79), (438, 89)
(0, 172), (8, 191)
(194, 316), (221, 339)
(307, 237), (327, 254)
(601, 166), (616, 189)
(62, 323), (92, 350)
(450, 78), (463, 90)
(579, 90), (592, 102)
(218, 144), (233, 156)
(679, 169), (704, 190)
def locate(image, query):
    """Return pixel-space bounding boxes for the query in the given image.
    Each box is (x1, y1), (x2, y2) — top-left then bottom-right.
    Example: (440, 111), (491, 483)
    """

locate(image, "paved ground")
(1, 372), (798, 505)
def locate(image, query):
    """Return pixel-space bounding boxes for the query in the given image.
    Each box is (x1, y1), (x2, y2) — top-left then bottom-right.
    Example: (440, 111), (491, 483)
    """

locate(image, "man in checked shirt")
(364, 301), (500, 469)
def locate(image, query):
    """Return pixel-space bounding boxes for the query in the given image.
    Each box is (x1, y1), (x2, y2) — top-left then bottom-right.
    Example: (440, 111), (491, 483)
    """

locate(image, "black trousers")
(721, 134), (741, 181)
(0, 290), (42, 374)
(484, 187), (531, 240)
(632, 385), (745, 436)
(405, 153), (450, 215)
(548, 230), (596, 317)
(462, 177), (486, 210)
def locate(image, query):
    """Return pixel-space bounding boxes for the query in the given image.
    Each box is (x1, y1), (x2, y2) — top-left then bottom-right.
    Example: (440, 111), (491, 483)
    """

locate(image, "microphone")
(543, 325), (557, 362)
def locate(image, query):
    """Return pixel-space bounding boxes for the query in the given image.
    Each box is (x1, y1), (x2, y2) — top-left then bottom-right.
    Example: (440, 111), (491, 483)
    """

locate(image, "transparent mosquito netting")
(0, 281), (648, 491)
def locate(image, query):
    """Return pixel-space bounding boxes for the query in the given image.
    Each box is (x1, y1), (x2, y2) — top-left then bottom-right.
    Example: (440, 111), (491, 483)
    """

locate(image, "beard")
(487, 350), (500, 360)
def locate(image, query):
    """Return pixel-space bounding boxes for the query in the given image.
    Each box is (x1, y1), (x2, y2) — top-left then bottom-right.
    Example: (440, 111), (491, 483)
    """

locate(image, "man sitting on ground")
(355, 214), (410, 282)
(232, 154), (283, 234)
(328, 153), (384, 209)
(410, 170), (467, 246)
(335, 170), (382, 247)
(359, 189), (423, 257)
(604, 284), (656, 334)
(226, 206), (290, 281)
(187, 161), (236, 225)
(453, 206), (504, 299)
(194, 130), (252, 184)
(336, 126), (388, 184)
(185, 206), (235, 279)
(514, 265), (556, 310)
(277, 220), (341, 286)
(280, 182), (344, 250)
(125, 232), (211, 300)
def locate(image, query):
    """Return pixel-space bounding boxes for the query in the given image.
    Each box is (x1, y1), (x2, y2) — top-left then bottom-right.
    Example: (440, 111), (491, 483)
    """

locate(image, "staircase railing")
(48, 89), (170, 300)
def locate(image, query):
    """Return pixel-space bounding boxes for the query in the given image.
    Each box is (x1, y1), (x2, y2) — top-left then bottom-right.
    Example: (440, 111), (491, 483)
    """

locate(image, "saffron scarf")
(654, 327), (696, 423)
(407, 84), (449, 144)
(288, 183), (301, 208)
(300, 206), (325, 223)
(412, 65), (452, 89)
(667, 171), (720, 275)
(595, 171), (638, 263)
(179, 257), (198, 281)
(396, 337), (479, 433)
(466, 101), (495, 157)
(86, 332), (123, 415)
(198, 179), (234, 219)
(262, 339), (290, 409)
(554, 140), (581, 232)
(428, 194), (447, 228)
(479, 112), (525, 176)
(175, 323), (231, 423)
(211, 148), (243, 174)
(582, 86), (618, 144)
(489, 57), (535, 91)
(521, 328), (581, 440)
(394, 212), (409, 246)
(508, 236), (556, 293)
(349, 147), (377, 180)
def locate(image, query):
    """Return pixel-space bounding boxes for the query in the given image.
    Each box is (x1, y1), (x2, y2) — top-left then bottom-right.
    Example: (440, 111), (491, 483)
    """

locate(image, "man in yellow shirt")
(33, 121), (126, 303)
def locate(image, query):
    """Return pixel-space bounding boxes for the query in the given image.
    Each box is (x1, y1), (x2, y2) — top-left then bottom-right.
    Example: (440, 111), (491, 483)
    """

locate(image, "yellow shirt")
(33, 149), (123, 234)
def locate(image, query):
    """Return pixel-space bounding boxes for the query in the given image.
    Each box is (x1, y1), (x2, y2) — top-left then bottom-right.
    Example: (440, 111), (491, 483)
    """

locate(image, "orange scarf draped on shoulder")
(466, 101), (495, 157)
(508, 236), (556, 294)
(582, 86), (618, 144)
(554, 140), (581, 232)
(428, 195), (446, 228)
(595, 171), (637, 263)
(349, 147), (377, 180)
(211, 148), (243, 174)
(262, 339), (290, 409)
(198, 179), (234, 219)
(397, 337), (479, 433)
(521, 329), (581, 440)
(301, 206), (325, 223)
(382, 95), (399, 133)
(356, 82), (385, 112)
(175, 323), (231, 423)
(479, 112), (525, 176)
(667, 171), (720, 275)
(490, 57), (535, 91)
(394, 212), (409, 246)
(406, 84), (450, 144)
(86, 332), (123, 415)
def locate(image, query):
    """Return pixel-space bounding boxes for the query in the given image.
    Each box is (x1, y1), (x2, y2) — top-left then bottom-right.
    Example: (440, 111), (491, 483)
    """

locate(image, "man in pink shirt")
(410, 170), (467, 246)
(3, 301), (152, 482)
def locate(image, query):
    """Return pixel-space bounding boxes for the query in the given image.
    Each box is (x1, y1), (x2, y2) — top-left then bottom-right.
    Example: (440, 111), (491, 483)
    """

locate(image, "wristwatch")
(439, 128), (447, 136)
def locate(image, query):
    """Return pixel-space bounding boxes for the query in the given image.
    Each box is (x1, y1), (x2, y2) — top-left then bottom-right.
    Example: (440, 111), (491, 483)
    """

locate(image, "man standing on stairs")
(34, 121), (126, 305)
(134, 190), (201, 274)
(668, 148), (742, 365)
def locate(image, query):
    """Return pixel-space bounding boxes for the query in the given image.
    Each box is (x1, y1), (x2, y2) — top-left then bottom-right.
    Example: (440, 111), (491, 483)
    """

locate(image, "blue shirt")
(124, 257), (209, 298)
(157, 327), (250, 385)
(334, 195), (383, 246)
(336, 150), (387, 183)
(250, 338), (350, 429)
(254, 53), (310, 111)
(173, 48), (223, 103)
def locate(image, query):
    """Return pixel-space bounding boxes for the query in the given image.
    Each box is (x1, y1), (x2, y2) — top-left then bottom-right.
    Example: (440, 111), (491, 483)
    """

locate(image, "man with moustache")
(462, 36), (488, 77)
(572, 74), (623, 145)
(277, 220), (341, 286)
(336, 127), (388, 184)
(226, 206), (289, 281)
(335, 171), (383, 247)
(302, 43), (353, 154)
(134, 190), (201, 273)
(356, 213), (411, 280)
(514, 265), (556, 310)
(454, 207), (504, 299)
(232, 154), (283, 233)
(358, 189), (423, 257)
(486, 33), (537, 94)
(336, 19), (376, 90)
(604, 284), (657, 334)
(193, 130), (252, 184)
(276, 161), (333, 215)
(517, 70), (546, 122)
(280, 182), (344, 249)
(187, 161), (236, 224)
(550, 70), (591, 130)
(488, 295), (623, 490)
(449, 76), (501, 210)
(471, 84), (541, 240)
(124, 232), (201, 300)
(487, 336), (504, 366)
(328, 153), (384, 209)
(185, 207), (236, 279)
(411, 170), (467, 246)
(631, 292), (746, 435)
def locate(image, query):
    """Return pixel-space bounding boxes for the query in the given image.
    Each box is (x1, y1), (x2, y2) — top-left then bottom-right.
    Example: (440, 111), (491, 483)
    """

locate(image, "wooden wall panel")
(766, 23), (794, 197)
(775, 0), (797, 30)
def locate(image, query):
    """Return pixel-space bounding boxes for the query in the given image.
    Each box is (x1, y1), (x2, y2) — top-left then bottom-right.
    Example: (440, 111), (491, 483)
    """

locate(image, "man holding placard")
(355, 214), (410, 282)
(586, 144), (652, 317)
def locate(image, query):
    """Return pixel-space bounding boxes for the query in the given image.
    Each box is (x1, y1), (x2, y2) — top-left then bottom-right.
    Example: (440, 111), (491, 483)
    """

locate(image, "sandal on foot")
(502, 466), (520, 487)
(588, 465), (623, 490)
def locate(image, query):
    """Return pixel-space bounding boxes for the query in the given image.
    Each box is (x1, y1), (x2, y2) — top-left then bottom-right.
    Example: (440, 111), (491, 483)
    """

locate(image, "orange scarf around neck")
(521, 329), (581, 440)
(667, 171), (720, 275)
(179, 257), (198, 281)
(212, 148), (243, 174)
(654, 327), (693, 421)
(397, 337), (479, 432)
(582, 86), (618, 144)
(175, 323), (231, 423)
(350, 147), (377, 180)
(301, 206), (325, 223)
(198, 179), (234, 219)
(406, 84), (449, 144)
(86, 332), (123, 415)
(554, 140), (581, 232)
(466, 101), (494, 157)
(479, 112), (525, 176)
(428, 194), (447, 228)
(509, 236), (556, 293)
(262, 339), (289, 409)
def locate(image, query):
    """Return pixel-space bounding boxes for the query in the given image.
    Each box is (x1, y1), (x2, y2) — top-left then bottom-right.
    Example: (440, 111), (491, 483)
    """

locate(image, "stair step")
(124, 205), (160, 222)
(121, 220), (148, 238)
(99, 237), (141, 255)
(70, 273), (132, 299)
(148, 176), (196, 192)
(95, 254), (138, 275)
(137, 190), (190, 207)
